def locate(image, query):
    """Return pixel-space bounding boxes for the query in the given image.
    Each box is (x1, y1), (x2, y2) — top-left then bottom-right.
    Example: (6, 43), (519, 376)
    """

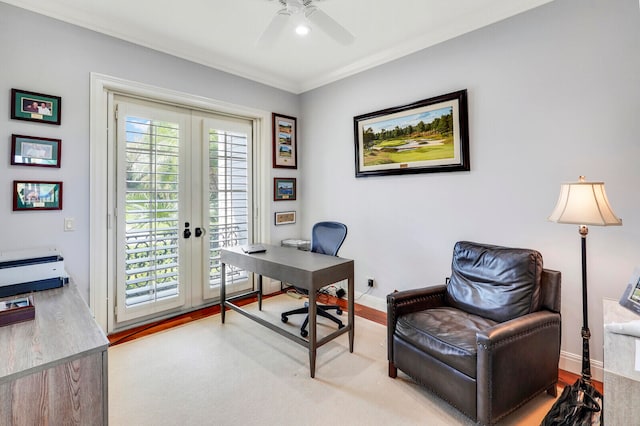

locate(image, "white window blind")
(207, 127), (250, 288)
(124, 116), (181, 307)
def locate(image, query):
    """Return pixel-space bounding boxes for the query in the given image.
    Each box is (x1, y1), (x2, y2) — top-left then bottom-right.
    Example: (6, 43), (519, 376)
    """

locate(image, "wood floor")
(108, 291), (603, 394)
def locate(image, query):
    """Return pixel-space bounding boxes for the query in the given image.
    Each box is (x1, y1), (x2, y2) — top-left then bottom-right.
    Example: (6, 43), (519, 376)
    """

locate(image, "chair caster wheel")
(301, 329), (308, 337)
(281, 315), (288, 323)
(336, 308), (343, 315)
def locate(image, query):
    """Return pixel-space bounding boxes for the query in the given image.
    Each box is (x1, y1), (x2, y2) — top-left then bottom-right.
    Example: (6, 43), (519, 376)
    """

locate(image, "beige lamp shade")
(548, 176), (622, 226)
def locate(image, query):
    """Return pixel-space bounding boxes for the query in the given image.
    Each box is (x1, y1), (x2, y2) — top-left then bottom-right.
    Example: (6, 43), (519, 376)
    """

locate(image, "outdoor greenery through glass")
(124, 117), (180, 307)
(208, 128), (249, 287)
(123, 117), (250, 308)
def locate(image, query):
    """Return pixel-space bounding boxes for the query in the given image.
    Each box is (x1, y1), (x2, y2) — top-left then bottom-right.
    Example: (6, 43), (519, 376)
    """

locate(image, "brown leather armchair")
(387, 241), (561, 425)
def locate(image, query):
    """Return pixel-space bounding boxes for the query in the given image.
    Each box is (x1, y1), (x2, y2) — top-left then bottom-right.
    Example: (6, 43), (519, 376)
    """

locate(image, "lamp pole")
(579, 225), (591, 384)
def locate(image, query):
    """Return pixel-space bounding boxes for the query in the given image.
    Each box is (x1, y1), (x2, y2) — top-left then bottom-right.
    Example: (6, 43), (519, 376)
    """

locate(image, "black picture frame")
(11, 88), (62, 125)
(11, 134), (61, 168)
(353, 89), (469, 177)
(619, 268), (640, 315)
(274, 177), (296, 201)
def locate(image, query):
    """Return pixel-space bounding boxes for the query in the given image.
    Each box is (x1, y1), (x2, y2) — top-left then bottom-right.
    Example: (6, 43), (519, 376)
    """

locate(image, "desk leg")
(308, 289), (317, 378)
(220, 263), (226, 323)
(257, 274), (263, 311)
(348, 274), (354, 353)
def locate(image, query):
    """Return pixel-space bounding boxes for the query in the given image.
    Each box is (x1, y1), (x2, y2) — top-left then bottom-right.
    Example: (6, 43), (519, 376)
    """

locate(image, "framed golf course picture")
(353, 89), (469, 177)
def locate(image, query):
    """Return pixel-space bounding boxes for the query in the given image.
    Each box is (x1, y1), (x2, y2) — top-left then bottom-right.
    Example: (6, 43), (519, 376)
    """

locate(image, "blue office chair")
(281, 221), (348, 337)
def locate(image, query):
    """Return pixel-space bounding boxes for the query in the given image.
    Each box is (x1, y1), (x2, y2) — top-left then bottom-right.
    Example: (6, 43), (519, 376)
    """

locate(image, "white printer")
(0, 248), (67, 297)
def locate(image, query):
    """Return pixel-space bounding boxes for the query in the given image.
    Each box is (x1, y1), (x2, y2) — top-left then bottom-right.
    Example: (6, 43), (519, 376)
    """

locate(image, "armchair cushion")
(395, 307), (497, 378)
(446, 241), (543, 322)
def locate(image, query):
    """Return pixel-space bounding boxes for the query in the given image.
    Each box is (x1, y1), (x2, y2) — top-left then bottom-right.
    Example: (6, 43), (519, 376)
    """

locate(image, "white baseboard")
(261, 277), (283, 295)
(355, 291), (604, 382)
(559, 350), (603, 382)
(355, 291), (386, 313)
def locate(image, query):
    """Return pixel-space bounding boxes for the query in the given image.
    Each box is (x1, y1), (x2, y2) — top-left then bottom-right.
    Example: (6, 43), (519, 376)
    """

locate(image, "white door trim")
(89, 72), (271, 332)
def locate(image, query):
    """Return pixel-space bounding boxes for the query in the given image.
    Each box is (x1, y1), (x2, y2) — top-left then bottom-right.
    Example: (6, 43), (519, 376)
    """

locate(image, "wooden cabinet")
(0, 285), (109, 425)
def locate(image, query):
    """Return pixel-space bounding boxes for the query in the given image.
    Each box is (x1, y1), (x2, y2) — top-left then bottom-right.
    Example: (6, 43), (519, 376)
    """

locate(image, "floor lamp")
(543, 176), (622, 424)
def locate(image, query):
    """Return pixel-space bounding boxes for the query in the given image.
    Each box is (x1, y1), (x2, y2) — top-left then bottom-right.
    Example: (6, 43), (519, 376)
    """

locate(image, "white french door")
(113, 96), (253, 325)
(199, 116), (253, 300)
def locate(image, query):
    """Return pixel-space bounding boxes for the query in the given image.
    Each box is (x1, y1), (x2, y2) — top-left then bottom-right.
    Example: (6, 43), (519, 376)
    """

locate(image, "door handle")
(195, 227), (204, 238)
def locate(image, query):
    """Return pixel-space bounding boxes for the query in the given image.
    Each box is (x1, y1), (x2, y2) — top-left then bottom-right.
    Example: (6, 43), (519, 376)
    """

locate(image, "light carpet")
(108, 295), (558, 425)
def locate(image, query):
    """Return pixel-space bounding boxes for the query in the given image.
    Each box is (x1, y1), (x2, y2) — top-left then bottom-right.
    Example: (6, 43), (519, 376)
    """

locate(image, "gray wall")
(0, 3), (301, 299)
(299, 0), (640, 368)
(1, 0), (638, 373)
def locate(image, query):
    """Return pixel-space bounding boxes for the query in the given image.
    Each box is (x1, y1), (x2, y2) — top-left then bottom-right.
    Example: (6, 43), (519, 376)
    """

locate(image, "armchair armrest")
(477, 310), (560, 346)
(387, 285), (447, 364)
(387, 285), (447, 326)
(476, 310), (561, 424)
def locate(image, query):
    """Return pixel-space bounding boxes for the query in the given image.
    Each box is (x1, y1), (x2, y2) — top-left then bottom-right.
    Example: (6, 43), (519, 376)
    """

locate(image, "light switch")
(64, 217), (75, 231)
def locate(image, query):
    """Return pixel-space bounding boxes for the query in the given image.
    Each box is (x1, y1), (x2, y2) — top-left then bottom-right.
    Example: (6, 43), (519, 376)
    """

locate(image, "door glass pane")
(124, 116), (181, 307)
(208, 127), (249, 288)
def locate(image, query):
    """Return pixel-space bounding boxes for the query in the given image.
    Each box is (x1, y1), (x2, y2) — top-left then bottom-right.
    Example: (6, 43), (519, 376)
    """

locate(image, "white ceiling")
(3, 0), (554, 94)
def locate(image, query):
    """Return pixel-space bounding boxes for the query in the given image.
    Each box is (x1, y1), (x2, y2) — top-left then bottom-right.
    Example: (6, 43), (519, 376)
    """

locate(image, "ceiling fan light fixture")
(295, 23), (311, 36)
(259, 0), (354, 46)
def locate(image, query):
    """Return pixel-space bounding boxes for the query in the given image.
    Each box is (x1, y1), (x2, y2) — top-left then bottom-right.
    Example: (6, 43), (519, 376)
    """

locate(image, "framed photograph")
(13, 180), (63, 211)
(11, 88), (61, 125)
(11, 134), (61, 168)
(274, 177), (296, 201)
(0, 295), (35, 326)
(353, 89), (469, 177)
(272, 113), (297, 169)
(275, 211), (296, 225)
(619, 267), (640, 315)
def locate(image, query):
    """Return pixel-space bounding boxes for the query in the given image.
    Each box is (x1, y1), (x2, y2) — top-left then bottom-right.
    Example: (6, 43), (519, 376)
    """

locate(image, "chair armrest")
(387, 285), (447, 323)
(477, 310), (560, 346)
(387, 285), (447, 362)
(476, 310), (561, 424)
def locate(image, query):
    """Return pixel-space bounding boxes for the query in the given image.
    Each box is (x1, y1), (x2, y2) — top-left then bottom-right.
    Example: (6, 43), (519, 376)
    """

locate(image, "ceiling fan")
(258, 0), (355, 46)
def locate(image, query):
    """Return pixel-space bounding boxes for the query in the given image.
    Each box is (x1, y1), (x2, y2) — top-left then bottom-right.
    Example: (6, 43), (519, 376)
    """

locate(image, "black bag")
(541, 379), (603, 425)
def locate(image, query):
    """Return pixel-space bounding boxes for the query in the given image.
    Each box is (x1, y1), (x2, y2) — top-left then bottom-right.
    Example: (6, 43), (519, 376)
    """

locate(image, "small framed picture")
(272, 113), (297, 169)
(13, 180), (63, 211)
(274, 177), (296, 201)
(0, 295), (35, 326)
(11, 134), (61, 168)
(275, 211), (296, 225)
(11, 88), (61, 125)
(619, 267), (640, 315)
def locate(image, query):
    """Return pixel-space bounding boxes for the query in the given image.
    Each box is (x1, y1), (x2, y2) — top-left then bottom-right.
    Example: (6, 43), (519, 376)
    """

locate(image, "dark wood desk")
(220, 244), (354, 378)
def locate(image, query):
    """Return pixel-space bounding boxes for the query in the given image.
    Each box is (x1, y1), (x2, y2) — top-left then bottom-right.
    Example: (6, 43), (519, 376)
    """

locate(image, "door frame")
(89, 73), (271, 333)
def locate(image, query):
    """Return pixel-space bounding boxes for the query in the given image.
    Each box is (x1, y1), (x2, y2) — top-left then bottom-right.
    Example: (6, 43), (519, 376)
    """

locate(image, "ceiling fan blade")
(304, 5), (354, 45)
(257, 9), (290, 46)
